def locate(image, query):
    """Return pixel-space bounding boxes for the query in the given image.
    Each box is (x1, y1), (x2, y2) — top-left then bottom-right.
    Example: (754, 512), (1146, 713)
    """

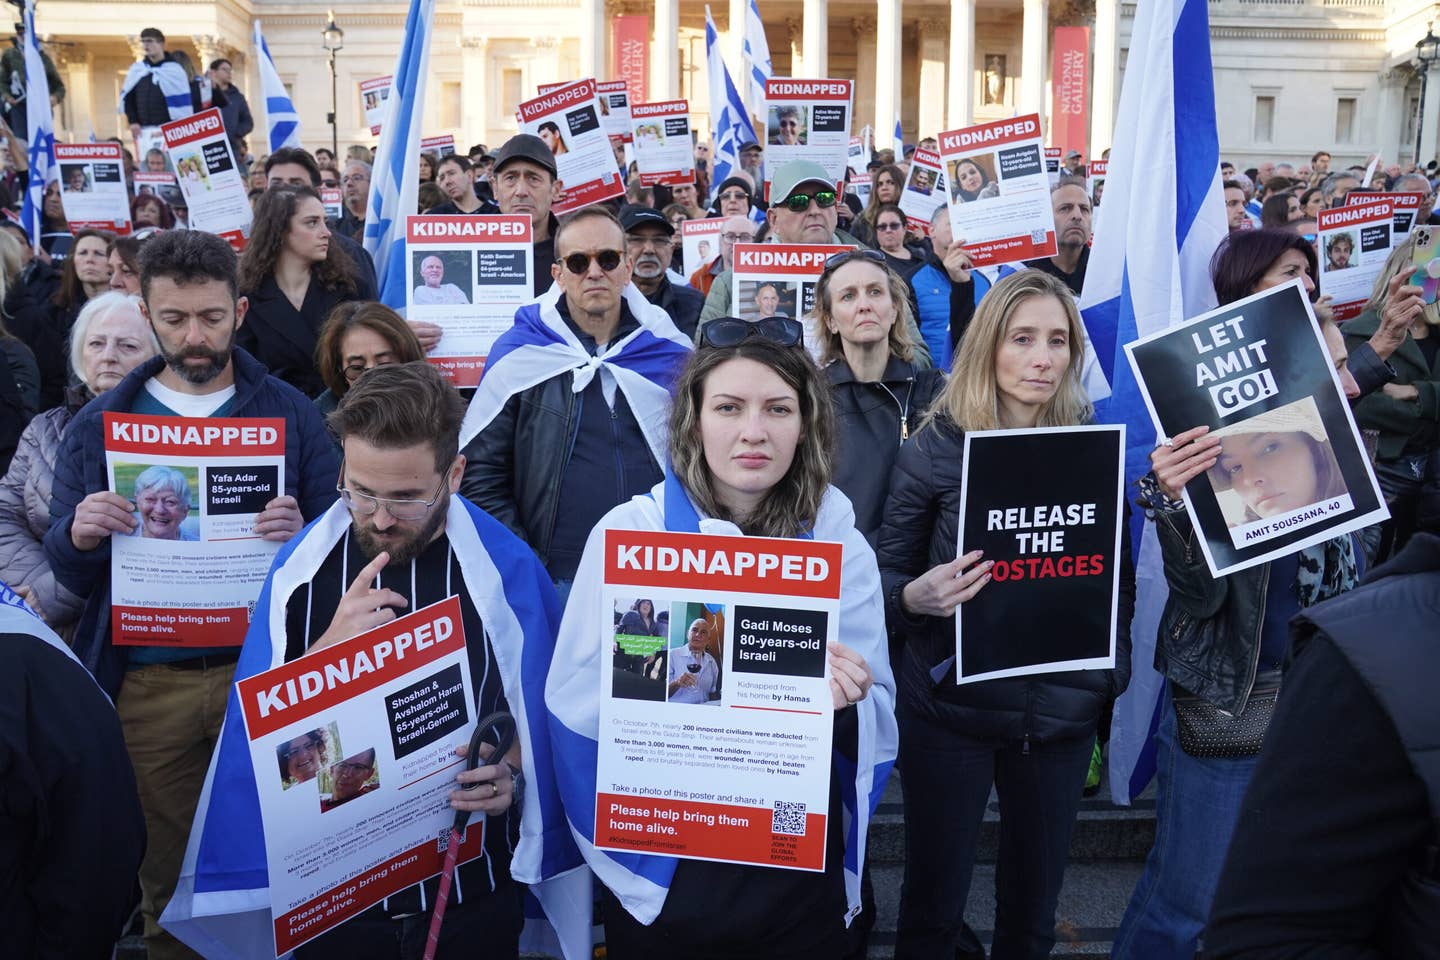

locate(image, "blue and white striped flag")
(1078, 0), (1227, 805)
(893, 117), (904, 154)
(743, 0), (772, 120)
(364, 0), (435, 308)
(17, 0), (54, 251)
(705, 6), (757, 203)
(160, 497), (590, 959)
(253, 21), (301, 152)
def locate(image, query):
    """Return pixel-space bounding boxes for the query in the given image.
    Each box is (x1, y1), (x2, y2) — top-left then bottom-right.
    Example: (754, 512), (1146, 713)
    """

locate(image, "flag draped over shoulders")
(546, 473), (898, 925)
(1077, 0), (1226, 805)
(160, 497), (589, 960)
(119, 59), (192, 121)
(457, 282), (692, 454)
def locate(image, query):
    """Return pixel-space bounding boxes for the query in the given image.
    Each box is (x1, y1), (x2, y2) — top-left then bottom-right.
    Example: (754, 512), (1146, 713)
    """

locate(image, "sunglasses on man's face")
(557, 249), (624, 274)
(699, 316), (804, 349)
(775, 190), (837, 213)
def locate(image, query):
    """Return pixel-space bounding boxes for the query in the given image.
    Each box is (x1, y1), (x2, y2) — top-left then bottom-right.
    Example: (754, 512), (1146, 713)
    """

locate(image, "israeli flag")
(893, 117), (904, 154)
(705, 6), (757, 203)
(743, 0), (772, 120)
(17, 0), (54, 251)
(1077, 0), (1227, 804)
(254, 21), (301, 152)
(364, 0), (435, 308)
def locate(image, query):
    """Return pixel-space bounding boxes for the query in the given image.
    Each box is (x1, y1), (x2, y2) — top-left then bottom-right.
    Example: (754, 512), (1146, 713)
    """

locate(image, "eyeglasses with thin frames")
(336, 461), (449, 521)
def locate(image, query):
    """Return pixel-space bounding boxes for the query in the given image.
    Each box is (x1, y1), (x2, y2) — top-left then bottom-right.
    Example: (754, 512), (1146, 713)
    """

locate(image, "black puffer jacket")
(877, 412), (1134, 743)
(826, 355), (944, 544)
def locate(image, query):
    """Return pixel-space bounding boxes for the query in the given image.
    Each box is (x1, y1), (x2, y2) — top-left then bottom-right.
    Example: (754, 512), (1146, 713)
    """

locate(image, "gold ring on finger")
(490, 781), (499, 798)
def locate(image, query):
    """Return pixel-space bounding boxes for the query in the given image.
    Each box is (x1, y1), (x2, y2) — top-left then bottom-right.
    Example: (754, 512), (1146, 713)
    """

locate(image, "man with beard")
(1024, 178), (1093, 295)
(43, 229), (338, 960)
(176, 361), (578, 957)
(620, 205), (702, 338)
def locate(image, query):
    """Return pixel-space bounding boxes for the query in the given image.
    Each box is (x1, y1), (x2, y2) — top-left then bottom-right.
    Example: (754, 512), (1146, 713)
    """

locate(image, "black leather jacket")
(877, 412), (1135, 744)
(458, 303), (651, 570)
(1152, 504), (1271, 715)
(826, 355), (945, 544)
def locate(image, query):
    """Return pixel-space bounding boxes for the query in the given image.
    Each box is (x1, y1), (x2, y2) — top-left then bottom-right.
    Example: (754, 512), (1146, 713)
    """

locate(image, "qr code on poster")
(437, 824), (466, 853)
(1030, 228), (1047, 244)
(771, 800), (807, 836)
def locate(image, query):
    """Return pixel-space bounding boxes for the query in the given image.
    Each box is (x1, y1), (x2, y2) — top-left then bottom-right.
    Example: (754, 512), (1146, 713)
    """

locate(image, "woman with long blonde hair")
(879, 270), (1133, 959)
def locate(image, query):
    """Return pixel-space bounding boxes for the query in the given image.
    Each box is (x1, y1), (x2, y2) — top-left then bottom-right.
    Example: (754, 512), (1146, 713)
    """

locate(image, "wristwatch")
(503, 760), (525, 810)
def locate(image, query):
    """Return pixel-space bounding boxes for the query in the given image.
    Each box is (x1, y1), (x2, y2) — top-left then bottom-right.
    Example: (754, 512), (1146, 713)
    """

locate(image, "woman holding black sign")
(1112, 228), (1371, 960)
(548, 318), (897, 960)
(879, 270), (1134, 960)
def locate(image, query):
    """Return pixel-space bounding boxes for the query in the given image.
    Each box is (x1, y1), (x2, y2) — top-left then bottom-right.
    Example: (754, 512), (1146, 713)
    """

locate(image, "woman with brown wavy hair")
(237, 186), (376, 397)
(312, 300), (426, 416)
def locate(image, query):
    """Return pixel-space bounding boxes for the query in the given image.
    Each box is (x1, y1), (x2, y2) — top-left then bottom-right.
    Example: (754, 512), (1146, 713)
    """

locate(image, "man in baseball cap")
(620, 205), (703, 338)
(696, 159), (930, 364)
(491, 133), (560, 294)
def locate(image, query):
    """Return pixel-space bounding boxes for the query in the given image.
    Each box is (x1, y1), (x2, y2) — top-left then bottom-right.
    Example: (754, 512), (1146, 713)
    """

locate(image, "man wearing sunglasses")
(697, 159), (930, 365)
(459, 207), (692, 592)
(620, 205), (704, 340)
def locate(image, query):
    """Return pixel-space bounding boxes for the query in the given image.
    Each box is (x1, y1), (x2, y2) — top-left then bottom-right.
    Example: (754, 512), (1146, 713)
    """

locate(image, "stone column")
(803, 0), (827, 77)
(787, 17), (804, 76)
(653, 0), (679, 100)
(852, 16), (876, 136)
(918, 22), (947, 139)
(875, 0), (901, 147)
(579, 0), (604, 79)
(191, 34), (225, 74)
(946, 0), (974, 128)
(1091, 0), (1118, 153)
(52, 46), (92, 141)
(1020, 0), (1048, 121)
(460, 35), (489, 148)
(729, 0), (747, 77)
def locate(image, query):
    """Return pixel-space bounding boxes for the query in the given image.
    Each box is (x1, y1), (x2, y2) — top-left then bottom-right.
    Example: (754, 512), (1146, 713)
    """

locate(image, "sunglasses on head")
(774, 190), (837, 213)
(557, 249), (624, 274)
(699, 316), (804, 349)
(821, 248), (886, 272)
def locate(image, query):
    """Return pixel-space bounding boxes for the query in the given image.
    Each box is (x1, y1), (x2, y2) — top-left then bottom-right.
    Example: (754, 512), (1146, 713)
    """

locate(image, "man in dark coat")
(620, 205), (703, 339)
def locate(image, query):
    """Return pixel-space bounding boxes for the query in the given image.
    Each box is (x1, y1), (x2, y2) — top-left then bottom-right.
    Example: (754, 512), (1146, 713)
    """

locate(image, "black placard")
(732, 605), (826, 678)
(385, 663), (469, 759)
(810, 105), (847, 132)
(475, 249), (526, 285)
(565, 106), (600, 137)
(997, 144), (1042, 179)
(205, 464), (278, 515)
(957, 426), (1123, 684)
(202, 140), (234, 174)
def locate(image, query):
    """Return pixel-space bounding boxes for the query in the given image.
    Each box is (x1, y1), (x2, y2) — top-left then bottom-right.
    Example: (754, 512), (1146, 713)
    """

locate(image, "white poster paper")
(680, 217), (725, 277)
(55, 142), (132, 234)
(630, 100), (694, 187)
(762, 78), (854, 195)
(360, 76), (393, 136)
(1318, 198), (1393, 322)
(937, 114), (1057, 267)
(899, 148), (946, 234)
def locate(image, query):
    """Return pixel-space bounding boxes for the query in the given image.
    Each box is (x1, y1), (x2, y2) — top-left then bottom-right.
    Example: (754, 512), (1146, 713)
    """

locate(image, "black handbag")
(1170, 670), (1283, 759)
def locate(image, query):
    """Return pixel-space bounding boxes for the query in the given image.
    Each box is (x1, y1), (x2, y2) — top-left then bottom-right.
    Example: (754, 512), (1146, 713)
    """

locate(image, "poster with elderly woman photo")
(103, 412), (288, 645)
(1124, 279), (1388, 577)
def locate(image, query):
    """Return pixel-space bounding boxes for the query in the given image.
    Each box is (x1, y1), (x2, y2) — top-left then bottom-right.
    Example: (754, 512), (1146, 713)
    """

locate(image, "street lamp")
(321, 12), (345, 159)
(1415, 22), (1439, 165)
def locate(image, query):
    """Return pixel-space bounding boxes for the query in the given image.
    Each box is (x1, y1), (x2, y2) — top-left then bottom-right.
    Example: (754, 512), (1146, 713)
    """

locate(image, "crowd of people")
(1, 23), (1437, 960)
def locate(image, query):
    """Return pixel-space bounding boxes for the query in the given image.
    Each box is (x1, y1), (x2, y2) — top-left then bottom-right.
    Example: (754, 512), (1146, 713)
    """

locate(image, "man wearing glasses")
(620, 205), (703, 339)
(44, 230), (339, 960)
(178, 362), (583, 956)
(459, 206), (692, 593)
(697, 160), (930, 364)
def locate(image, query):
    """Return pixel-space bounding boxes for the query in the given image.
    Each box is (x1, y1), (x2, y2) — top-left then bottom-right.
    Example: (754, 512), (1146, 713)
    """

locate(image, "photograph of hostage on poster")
(680, 217), (724, 277)
(519, 78), (626, 213)
(730, 242), (844, 356)
(360, 75), (393, 135)
(1124, 279), (1388, 576)
(955, 426), (1125, 684)
(103, 413), (286, 646)
(161, 107), (252, 249)
(404, 214), (534, 388)
(594, 529), (839, 872)
(1318, 198), (1393, 321)
(937, 114), (1057, 267)
(236, 596), (485, 955)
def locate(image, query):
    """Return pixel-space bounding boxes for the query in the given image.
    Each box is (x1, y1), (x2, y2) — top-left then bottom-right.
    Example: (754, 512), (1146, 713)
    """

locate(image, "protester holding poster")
(878, 271), (1133, 958)
(237, 186), (377, 398)
(937, 114), (1058, 267)
(43, 230), (339, 960)
(1113, 261), (1386, 960)
(163, 363), (587, 960)
(548, 323), (896, 957)
(1317, 197), (1393, 321)
(160, 107), (252, 247)
(851, 162), (903, 247)
(490, 133), (561, 295)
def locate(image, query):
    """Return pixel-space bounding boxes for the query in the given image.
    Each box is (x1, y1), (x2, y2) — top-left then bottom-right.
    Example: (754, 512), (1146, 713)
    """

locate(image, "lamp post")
(1414, 23), (1439, 166)
(322, 12), (345, 159)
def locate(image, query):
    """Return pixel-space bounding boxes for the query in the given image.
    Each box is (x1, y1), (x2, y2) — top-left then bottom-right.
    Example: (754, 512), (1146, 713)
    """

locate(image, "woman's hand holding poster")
(956, 426), (1125, 684)
(1124, 279), (1388, 576)
(595, 529), (839, 871)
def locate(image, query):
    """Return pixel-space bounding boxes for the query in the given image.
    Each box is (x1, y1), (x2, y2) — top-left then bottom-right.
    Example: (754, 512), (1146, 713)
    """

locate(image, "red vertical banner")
(1050, 26), (1090, 160)
(613, 16), (650, 105)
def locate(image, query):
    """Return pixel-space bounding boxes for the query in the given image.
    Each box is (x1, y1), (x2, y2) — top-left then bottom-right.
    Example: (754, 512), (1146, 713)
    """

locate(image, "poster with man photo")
(1317, 198), (1393, 321)
(55, 142), (133, 233)
(956, 425), (1125, 684)
(1124, 279), (1388, 577)
(519, 77), (625, 212)
(900, 148), (947, 234)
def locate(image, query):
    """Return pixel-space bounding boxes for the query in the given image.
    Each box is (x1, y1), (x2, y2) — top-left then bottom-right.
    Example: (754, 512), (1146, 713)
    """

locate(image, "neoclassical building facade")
(23, 0), (1440, 171)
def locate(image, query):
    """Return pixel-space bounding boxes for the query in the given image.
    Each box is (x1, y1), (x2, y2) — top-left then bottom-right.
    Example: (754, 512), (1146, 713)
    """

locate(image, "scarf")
(545, 474), (898, 926)
(457, 282), (692, 458)
(119, 58), (193, 122)
(160, 497), (590, 959)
